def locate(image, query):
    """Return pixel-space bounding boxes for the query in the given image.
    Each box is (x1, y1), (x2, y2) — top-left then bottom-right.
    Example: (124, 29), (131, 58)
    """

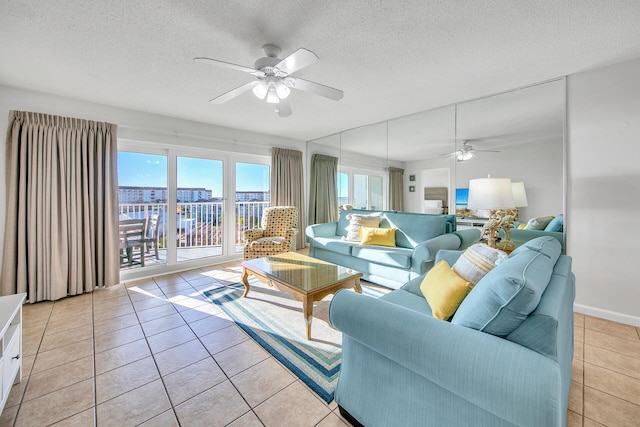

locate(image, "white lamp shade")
(266, 86), (279, 104)
(468, 177), (515, 210)
(511, 181), (529, 207)
(275, 82), (290, 99)
(252, 83), (268, 99)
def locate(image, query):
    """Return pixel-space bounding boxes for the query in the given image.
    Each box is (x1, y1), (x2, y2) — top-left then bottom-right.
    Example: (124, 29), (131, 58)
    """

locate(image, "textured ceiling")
(1, 0), (640, 144)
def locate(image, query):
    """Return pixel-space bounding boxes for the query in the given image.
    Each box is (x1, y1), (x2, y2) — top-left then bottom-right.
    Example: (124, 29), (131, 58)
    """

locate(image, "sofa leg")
(338, 405), (364, 427)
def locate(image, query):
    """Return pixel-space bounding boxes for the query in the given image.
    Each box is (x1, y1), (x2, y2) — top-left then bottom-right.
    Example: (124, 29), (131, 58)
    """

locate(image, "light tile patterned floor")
(1, 260), (639, 426)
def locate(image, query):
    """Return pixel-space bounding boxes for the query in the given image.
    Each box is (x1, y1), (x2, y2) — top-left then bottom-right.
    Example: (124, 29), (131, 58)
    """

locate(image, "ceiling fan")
(194, 44), (344, 117)
(442, 140), (500, 162)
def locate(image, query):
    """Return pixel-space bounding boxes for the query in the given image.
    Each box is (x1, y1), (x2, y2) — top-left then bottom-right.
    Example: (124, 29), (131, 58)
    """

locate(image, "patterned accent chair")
(243, 206), (299, 260)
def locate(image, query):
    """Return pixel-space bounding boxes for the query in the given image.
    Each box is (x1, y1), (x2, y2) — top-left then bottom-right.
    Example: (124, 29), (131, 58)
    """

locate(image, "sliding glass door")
(235, 162), (270, 253)
(339, 168), (386, 211)
(117, 144), (271, 276)
(117, 151), (168, 269)
(176, 156), (224, 262)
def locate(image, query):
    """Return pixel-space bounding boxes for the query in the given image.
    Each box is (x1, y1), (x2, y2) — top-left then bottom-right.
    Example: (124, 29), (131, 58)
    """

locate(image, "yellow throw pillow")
(420, 260), (472, 320)
(518, 223), (527, 229)
(360, 227), (396, 247)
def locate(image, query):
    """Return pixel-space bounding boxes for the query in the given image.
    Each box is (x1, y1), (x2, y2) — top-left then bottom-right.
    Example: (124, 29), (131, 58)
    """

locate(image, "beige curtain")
(1, 111), (120, 302)
(388, 167), (405, 211)
(271, 147), (305, 249)
(308, 154), (338, 225)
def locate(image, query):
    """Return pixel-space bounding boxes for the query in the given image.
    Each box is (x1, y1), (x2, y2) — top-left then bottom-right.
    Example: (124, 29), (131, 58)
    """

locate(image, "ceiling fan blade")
(209, 82), (258, 104)
(194, 57), (265, 77)
(274, 48), (319, 75)
(292, 78), (344, 101)
(473, 149), (501, 153)
(276, 98), (292, 117)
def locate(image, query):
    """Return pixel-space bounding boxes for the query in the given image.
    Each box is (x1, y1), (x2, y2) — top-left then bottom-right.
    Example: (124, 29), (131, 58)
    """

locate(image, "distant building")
(118, 186), (213, 203)
(176, 188), (213, 203)
(235, 191), (270, 202)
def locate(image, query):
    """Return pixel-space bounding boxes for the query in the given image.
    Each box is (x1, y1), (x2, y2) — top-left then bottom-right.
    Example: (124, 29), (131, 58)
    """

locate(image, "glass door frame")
(338, 165), (388, 211)
(118, 140), (271, 281)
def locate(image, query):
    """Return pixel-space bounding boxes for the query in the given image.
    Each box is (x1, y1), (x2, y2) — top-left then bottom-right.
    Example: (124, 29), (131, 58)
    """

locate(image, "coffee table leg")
(303, 294), (313, 339)
(354, 278), (362, 294)
(242, 268), (251, 297)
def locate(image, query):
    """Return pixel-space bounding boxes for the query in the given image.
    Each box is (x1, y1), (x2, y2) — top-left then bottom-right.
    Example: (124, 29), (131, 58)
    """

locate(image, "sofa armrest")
(453, 228), (482, 249)
(435, 249), (463, 266)
(305, 222), (338, 239)
(506, 228), (564, 244)
(244, 229), (265, 243)
(410, 233), (462, 274)
(330, 291), (562, 427)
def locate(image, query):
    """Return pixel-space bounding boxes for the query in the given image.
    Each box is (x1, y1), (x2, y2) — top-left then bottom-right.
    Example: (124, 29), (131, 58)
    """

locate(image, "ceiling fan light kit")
(195, 43), (343, 117)
(444, 140), (500, 162)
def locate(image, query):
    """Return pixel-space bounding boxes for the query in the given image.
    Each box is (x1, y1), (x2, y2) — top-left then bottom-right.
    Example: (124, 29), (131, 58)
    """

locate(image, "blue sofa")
(330, 236), (575, 427)
(306, 209), (480, 289)
(500, 214), (565, 253)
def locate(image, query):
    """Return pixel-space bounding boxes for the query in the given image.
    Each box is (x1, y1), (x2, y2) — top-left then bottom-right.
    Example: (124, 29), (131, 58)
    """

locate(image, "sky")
(118, 152), (269, 197)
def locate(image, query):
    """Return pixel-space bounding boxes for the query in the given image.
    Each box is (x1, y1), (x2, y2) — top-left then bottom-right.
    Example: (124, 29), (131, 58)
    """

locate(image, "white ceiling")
(1, 1), (640, 143)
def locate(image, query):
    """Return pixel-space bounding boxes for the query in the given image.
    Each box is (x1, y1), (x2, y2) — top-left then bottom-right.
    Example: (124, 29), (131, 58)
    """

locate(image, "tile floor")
(0, 260), (639, 426)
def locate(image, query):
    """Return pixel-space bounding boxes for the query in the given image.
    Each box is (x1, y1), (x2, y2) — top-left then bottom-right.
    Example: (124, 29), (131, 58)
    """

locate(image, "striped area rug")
(203, 277), (387, 403)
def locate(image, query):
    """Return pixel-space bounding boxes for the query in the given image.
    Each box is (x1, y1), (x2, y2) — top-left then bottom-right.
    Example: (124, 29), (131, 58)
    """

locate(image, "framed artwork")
(409, 185), (415, 192)
(409, 174), (416, 181)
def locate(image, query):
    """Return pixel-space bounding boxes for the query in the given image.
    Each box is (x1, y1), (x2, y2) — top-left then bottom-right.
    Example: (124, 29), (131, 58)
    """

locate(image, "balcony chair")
(243, 206), (299, 260)
(143, 213), (161, 261)
(119, 218), (148, 267)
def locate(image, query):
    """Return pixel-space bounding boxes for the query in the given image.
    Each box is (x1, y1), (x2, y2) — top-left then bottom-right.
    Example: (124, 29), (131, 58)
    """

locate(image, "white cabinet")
(0, 293), (26, 415)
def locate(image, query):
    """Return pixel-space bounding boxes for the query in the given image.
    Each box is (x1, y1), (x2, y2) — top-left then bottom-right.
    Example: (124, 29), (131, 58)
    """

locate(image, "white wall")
(404, 158), (455, 214)
(0, 85), (305, 272)
(567, 58), (640, 325)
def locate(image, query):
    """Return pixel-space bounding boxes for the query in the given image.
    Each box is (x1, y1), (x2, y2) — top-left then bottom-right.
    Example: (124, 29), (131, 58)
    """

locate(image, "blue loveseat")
(305, 209), (480, 289)
(330, 236), (575, 427)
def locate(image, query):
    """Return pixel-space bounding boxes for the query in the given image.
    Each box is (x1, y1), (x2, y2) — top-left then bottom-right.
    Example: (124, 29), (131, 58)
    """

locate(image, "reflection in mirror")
(337, 122), (389, 210)
(395, 106), (456, 214)
(454, 78), (565, 249)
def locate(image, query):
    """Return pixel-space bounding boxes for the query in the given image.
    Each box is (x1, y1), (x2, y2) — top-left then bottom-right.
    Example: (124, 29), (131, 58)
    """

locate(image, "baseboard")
(574, 303), (640, 327)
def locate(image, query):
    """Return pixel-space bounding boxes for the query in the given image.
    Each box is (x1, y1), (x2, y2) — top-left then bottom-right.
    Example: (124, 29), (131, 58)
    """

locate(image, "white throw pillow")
(344, 213), (383, 242)
(452, 243), (508, 286)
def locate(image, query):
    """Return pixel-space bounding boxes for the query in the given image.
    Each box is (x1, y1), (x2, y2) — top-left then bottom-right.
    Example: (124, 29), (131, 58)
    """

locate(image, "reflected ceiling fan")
(194, 44), (344, 117)
(442, 140), (500, 162)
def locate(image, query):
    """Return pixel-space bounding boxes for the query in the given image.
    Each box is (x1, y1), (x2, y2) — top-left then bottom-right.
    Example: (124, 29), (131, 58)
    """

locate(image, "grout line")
(91, 289), (99, 426)
(123, 282), (180, 426)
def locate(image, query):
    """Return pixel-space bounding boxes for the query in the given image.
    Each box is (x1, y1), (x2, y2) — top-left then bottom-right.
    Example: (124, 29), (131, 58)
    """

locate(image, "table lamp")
(511, 181), (528, 217)
(468, 176), (515, 248)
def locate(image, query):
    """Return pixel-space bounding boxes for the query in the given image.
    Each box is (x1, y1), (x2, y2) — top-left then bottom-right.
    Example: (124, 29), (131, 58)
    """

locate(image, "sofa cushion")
(544, 214), (564, 232)
(352, 245), (412, 268)
(344, 213), (384, 242)
(451, 249), (555, 337)
(452, 243), (507, 286)
(420, 260), (472, 320)
(360, 227), (396, 247)
(383, 212), (447, 248)
(311, 237), (354, 256)
(524, 215), (555, 230)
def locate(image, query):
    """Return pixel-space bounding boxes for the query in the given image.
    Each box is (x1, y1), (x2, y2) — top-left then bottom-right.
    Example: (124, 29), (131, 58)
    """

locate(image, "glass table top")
(241, 252), (361, 292)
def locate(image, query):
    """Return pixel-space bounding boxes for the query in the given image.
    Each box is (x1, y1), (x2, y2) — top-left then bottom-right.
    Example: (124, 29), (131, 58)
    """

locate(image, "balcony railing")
(118, 201), (270, 249)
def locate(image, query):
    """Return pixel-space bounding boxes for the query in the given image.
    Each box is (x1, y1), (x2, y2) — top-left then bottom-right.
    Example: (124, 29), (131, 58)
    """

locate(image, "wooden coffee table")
(241, 252), (363, 339)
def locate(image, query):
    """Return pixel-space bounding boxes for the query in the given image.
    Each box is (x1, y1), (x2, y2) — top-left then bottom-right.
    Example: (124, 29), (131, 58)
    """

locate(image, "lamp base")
(496, 240), (515, 254)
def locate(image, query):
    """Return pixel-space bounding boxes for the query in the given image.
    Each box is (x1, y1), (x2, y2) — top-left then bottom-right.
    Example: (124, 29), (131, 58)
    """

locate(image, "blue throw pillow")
(544, 214), (564, 232)
(451, 249), (554, 337)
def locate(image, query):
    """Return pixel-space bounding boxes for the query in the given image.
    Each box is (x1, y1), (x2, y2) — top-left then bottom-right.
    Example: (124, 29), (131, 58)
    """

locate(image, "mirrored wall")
(308, 77), (566, 243)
